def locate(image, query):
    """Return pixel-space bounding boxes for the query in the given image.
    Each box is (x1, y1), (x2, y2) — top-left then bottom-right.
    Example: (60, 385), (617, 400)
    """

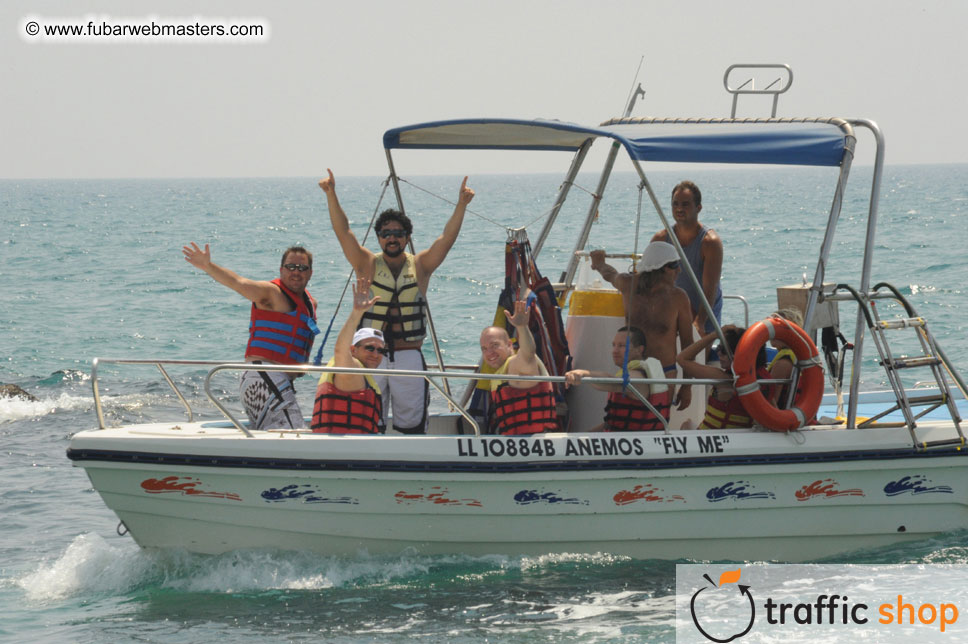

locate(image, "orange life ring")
(732, 318), (824, 431)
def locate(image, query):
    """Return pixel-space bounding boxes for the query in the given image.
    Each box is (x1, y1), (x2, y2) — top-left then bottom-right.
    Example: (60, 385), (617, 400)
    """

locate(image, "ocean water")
(1, 165), (967, 642)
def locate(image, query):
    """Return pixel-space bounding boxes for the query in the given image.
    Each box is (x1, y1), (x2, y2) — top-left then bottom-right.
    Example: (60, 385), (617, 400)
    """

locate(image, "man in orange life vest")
(183, 242), (318, 430)
(564, 326), (671, 431)
(479, 300), (559, 436)
(319, 169), (474, 435)
(311, 277), (386, 434)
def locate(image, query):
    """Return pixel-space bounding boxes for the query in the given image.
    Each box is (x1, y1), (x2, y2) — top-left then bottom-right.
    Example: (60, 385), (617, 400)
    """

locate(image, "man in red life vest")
(319, 169), (474, 435)
(311, 277), (387, 434)
(183, 242), (318, 430)
(479, 300), (559, 436)
(564, 326), (671, 431)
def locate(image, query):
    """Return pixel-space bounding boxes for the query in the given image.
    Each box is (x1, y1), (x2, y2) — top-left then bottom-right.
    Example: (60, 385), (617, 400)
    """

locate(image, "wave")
(0, 390), (182, 424)
(14, 533), (659, 602)
(0, 392), (92, 423)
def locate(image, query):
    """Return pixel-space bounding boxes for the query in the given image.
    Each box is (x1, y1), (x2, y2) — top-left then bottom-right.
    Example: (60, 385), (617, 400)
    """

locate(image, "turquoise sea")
(1, 165), (967, 643)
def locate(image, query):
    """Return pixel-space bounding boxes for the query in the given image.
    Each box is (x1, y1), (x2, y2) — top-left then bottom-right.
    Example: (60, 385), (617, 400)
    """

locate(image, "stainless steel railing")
(90, 357), (738, 437)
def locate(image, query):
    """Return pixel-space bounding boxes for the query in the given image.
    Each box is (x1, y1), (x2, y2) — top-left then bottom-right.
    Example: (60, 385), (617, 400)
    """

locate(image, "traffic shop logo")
(689, 568), (755, 642)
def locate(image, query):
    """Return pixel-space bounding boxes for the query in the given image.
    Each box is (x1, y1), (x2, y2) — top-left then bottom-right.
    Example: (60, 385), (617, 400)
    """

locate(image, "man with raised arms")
(651, 180), (723, 334)
(589, 242), (693, 410)
(319, 169), (474, 434)
(479, 300), (559, 435)
(182, 243), (318, 430)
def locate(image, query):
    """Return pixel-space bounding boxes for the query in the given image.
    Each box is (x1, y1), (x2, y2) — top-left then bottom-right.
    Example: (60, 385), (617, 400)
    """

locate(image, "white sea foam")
(0, 392), (92, 423)
(17, 533), (152, 601)
(15, 535), (527, 601)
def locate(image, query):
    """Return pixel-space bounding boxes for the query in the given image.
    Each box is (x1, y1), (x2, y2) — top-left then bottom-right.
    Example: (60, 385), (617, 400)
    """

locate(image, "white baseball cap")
(639, 241), (680, 271)
(352, 328), (385, 346)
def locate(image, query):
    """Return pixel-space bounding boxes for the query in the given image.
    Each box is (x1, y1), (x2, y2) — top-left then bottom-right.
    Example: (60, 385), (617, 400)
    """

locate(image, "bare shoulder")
(702, 226), (723, 247)
(651, 229), (669, 243)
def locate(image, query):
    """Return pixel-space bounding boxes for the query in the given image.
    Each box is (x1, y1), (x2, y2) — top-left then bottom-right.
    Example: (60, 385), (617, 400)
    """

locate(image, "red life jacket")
(245, 279), (318, 364)
(311, 380), (383, 435)
(603, 358), (670, 432)
(490, 381), (559, 436)
(604, 390), (671, 431)
(699, 366), (770, 429)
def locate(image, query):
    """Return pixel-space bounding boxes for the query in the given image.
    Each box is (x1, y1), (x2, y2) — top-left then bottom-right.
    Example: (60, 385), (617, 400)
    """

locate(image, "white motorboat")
(68, 66), (968, 562)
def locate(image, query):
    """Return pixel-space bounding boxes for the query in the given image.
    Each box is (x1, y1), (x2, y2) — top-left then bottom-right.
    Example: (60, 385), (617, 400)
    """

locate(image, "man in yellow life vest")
(311, 277), (386, 434)
(479, 300), (559, 436)
(319, 169), (474, 434)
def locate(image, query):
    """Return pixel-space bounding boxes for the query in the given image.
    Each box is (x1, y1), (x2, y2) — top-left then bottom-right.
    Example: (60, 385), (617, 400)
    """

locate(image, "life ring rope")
(732, 317), (825, 432)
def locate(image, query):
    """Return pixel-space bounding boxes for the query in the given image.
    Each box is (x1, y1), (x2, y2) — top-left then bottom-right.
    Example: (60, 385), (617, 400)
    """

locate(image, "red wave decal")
(394, 486), (482, 508)
(613, 484), (685, 506)
(795, 479), (864, 501)
(140, 476), (241, 501)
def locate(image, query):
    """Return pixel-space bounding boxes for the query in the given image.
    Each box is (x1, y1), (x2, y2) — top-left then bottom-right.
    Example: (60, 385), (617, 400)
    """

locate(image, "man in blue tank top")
(651, 181), (723, 335)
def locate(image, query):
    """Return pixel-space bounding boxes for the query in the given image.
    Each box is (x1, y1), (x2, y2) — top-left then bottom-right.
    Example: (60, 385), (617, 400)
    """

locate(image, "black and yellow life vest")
(359, 253), (427, 349)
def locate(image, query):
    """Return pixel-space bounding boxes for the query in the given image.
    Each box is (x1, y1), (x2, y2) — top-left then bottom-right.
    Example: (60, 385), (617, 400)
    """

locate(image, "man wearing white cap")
(311, 277), (387, 434)
(590, 241), (694, 410)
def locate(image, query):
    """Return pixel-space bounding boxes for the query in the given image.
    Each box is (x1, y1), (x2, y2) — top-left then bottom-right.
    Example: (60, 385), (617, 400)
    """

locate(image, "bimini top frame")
(383, 116), (888, 428)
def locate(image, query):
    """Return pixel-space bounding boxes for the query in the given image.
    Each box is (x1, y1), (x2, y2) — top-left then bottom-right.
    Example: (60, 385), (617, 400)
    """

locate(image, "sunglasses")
(359, 344), (389, 355)
(377, 229), (407, 239)
(663, 261), (680, 270)
(283, 263), (311, 272)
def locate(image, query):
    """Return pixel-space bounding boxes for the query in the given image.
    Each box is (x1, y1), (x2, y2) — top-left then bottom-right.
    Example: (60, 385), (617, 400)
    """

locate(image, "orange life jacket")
(245, 279), (318, 364)
(489, 381), (559, 436)
(311, 378), (383, 435)
(699, 366), (770, 429)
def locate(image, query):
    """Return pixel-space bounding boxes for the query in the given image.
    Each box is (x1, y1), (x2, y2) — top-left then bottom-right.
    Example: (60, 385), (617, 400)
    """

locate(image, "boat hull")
(69, 422), (968, 561)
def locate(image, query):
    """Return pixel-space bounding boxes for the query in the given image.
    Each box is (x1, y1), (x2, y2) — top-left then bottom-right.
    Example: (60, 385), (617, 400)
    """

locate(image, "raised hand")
(504, 299), (530, 329)
(182, 242), (211, 270)
(457, 176), (474, 206)
(319, 168), (336, 194)
(352, 276), (379, 312)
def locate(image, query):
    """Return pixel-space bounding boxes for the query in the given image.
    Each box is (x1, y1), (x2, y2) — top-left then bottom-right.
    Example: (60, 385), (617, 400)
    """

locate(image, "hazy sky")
(4, 0), (967, 179)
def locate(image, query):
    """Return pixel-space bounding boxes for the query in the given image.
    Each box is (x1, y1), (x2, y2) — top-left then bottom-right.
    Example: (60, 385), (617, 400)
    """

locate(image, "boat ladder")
(851, 283), (965, 446)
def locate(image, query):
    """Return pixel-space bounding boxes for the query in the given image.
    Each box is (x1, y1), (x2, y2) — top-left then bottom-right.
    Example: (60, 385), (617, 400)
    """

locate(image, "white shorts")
(370, 349), (429, 434)
(240, 369), (306, 430)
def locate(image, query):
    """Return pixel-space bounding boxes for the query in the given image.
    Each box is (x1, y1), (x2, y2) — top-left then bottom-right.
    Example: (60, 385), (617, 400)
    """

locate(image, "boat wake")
(15, 533), (664, 603)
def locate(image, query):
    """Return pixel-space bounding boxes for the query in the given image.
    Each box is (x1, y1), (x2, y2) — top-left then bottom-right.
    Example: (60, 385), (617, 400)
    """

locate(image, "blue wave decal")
(261, 484), (359, 505)
(706, 481), (775, 502)
(514, 489), (588, 505)
(884, 475), (953, 497)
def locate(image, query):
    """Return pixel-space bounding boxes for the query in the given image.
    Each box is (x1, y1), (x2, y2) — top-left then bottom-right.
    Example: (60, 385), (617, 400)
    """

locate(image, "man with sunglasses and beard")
(311, 277), (387, 434)
(589, 241), (694, 413)
(319, 169), (474, 434)
(182, 242), (318, 430)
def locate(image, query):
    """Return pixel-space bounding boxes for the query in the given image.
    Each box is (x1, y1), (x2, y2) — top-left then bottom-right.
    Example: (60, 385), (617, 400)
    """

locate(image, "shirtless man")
(651, 181), (723, 334)
(182, 243), (318, 430)
(319, 169), (474, 434)
(589, 241), (693, 409)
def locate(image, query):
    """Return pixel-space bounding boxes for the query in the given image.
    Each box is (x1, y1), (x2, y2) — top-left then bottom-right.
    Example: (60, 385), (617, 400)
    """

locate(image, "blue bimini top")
(383, 117), (853, 167)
